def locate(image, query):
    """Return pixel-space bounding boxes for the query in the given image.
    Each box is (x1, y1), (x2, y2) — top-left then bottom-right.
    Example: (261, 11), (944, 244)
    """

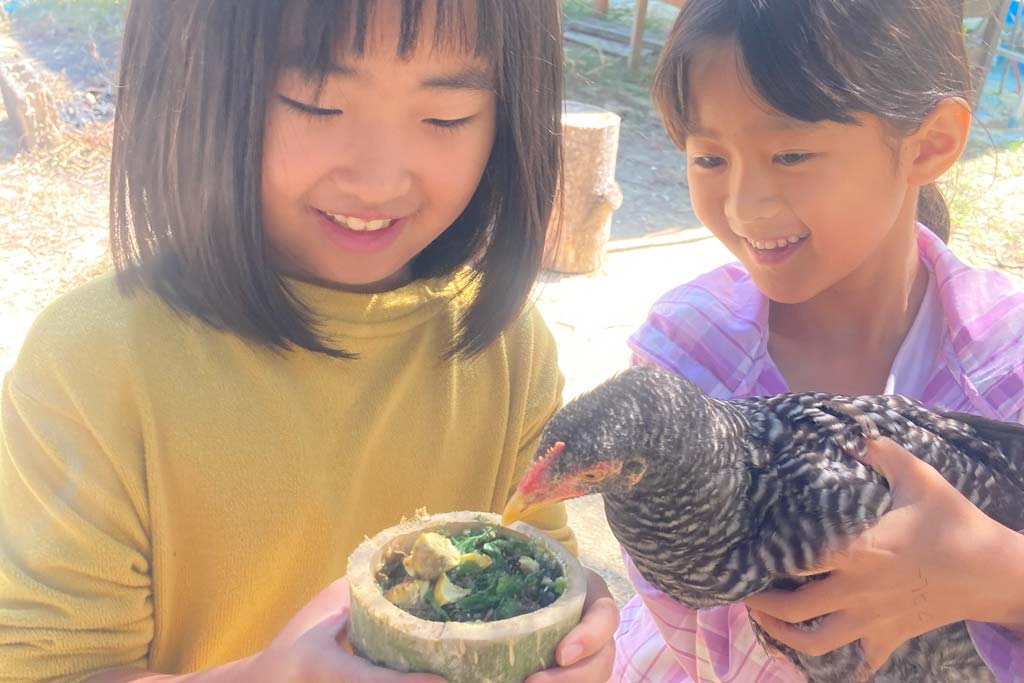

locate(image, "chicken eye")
(621, 459), (647, 485)
(622, 460), (645, 477)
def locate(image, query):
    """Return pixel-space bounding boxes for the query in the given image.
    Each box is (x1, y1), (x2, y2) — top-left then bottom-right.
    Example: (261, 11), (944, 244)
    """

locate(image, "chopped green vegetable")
(377, 525), (567, 623)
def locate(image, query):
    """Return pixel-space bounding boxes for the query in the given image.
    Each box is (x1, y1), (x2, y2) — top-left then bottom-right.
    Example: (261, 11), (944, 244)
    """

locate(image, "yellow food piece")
(459, 552), (493, 569)
(383, 579), (430, 610)
(434, 572), (473, 606)
(402, 532), (462, 580)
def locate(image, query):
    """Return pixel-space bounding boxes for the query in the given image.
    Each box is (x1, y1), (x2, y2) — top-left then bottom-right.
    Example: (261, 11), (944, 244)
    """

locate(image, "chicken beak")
(501, 489), (543, 526)
(504, 441), (567, 525)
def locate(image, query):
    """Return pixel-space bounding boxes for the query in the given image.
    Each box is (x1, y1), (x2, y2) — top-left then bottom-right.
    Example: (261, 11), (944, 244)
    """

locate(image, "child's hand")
(249, 576), (446, 683)
(744, 437), (1024, 672)
(525, 568), (618, 683)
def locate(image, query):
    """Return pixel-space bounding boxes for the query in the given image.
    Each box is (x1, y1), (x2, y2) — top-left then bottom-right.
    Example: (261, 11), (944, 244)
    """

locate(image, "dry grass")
(0, 122), (112, 364)
(945, 139), (1024, 279)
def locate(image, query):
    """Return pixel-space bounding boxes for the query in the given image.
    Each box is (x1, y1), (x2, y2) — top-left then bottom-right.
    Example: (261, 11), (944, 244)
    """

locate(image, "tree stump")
(0, 60), (62, 151)
(544, 101), (623, 274)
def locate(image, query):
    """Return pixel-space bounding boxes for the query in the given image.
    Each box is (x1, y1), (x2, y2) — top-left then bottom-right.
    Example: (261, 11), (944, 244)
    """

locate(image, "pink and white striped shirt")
(613, 226), (1024, 683)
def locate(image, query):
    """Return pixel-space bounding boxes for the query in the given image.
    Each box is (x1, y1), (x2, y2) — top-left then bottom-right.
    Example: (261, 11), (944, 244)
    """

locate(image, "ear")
(903, 97), (971, 186)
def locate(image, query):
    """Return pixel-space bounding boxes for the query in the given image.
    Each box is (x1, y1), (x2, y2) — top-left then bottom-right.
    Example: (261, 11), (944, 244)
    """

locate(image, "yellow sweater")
(0, 272), (572, 683)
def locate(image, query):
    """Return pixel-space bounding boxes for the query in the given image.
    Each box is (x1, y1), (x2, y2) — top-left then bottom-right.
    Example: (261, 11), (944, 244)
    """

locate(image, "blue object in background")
(2, 0), (23, 14)
(1011, 1), (1021, 24)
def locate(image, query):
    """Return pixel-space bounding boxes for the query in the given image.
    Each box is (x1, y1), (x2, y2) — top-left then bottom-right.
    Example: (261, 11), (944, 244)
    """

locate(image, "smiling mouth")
(745, 234), (809, 251)
(319, 210), (398, 232)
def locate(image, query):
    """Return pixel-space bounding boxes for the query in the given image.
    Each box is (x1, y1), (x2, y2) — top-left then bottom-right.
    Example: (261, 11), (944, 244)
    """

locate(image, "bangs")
(653, 2), (859, 148)
(734, 4), (901, 126)
(287, 0), (499, 78)
(653, 0), (969, 147)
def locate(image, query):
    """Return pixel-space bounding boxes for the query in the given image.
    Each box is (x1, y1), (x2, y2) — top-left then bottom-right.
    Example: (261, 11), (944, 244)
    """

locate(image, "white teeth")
(326, 212), (395, 232)
(748, 235), (808, 250)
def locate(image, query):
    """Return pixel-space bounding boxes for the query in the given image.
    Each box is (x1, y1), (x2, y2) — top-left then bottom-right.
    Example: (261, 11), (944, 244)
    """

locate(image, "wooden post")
(0, 62), (62, 151)
(628, 0), (650, 70)
(593, 0), (610, 14)
(545, 102), (624, 274)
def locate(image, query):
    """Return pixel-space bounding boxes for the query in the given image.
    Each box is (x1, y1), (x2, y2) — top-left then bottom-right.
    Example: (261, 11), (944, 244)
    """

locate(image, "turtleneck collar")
(283, 268), (477, 341)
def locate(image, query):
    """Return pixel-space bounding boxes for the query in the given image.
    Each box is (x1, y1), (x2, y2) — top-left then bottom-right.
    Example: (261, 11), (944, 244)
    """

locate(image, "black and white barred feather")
(538, 366), (1024, 683)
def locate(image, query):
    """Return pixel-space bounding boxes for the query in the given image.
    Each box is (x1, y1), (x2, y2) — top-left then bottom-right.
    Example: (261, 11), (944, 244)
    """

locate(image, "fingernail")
(560, 644), (583, 666)
(855, 440), (869, 459)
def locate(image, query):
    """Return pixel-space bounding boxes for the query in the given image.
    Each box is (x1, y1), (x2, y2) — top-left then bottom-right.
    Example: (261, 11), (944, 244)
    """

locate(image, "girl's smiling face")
(683, 42), (919, 304)
(261, 1), (496, 292)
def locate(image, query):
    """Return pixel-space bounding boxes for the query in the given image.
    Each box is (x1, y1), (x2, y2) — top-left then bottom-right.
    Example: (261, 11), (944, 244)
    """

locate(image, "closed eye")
(279, 95), (342, 117)
(775, 152), (814, 166)
(425, 116), (474, 131)
(692, 155), (726, 170)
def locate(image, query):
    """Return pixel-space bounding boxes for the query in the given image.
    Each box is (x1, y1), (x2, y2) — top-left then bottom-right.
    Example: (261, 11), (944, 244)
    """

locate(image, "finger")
(327, 650), (448, 683)
(313, 575), (351, 610)
(299, 609), (354, 653)
(856, 438), (940, 499)
(744, 576), (856, 624)
(311, 609), (349, 639)
(525, 640), (615, 683)
(863, 638), (900, 673)
(581, 568), (615, 610)
(750, 609), (867, 658)
(860, 622), (914, 672)
(310, 608), (447, 683)
(289, 576), (352, 633)
(554, 570), (618, 667)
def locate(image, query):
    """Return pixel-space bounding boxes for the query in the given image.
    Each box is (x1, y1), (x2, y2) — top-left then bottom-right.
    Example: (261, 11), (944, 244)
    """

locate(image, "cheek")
(784, 158), (903, 238)
(262, 106), (337, 196)
(261, 114), (307, 207)
(686, 171), (732, 237)
(260, 113), (319, 254)
(421, 126), (495, 213)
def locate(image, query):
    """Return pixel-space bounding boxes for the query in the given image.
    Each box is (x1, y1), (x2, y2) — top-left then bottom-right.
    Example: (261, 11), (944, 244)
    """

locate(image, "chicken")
(503, 366), (1024, 683)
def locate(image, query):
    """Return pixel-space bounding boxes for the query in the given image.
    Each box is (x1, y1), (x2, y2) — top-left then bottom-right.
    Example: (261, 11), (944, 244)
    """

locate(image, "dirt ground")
(563, 42), (699, 239)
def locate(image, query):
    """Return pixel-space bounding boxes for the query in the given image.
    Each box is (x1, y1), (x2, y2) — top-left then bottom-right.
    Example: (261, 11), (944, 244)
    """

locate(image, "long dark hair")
(653, 0), (973, 243)
(111, 0), (563, 358)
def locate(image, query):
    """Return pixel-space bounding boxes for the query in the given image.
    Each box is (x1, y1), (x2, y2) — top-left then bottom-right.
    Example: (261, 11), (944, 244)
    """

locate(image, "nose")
(330, 122), (413, 206)
(724, 160), (782, 225)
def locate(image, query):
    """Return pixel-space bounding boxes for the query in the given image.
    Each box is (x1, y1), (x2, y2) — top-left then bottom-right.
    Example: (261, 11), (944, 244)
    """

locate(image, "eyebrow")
(420, 67), (494, 92)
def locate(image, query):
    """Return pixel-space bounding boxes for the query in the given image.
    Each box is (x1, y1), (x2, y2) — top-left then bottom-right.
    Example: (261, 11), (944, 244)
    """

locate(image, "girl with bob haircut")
(0, 1), (618, 682)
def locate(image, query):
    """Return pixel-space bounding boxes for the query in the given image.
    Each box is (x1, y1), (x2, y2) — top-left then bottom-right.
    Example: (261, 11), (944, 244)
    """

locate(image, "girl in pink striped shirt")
(613, 1), (1024, 682)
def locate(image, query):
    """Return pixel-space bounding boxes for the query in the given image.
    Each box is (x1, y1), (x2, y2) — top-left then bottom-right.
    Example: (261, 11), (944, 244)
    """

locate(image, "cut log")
(544, 101), (623, 274)
(347, 511), (587, 683)
(0, 60), (62, 150)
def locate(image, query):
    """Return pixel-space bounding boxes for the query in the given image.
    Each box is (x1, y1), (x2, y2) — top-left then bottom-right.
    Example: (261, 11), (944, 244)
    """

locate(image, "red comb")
(520, 441), (565, 492)
(544, 441), (565, 459)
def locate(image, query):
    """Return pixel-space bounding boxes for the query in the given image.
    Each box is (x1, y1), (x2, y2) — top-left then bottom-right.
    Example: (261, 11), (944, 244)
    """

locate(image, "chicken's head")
(502, 439), (650, 524)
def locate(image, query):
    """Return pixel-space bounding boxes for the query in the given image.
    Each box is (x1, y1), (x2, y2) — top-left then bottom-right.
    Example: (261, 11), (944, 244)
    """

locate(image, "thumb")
(857, 437), (937, 499)
(308, 607), (351, 644)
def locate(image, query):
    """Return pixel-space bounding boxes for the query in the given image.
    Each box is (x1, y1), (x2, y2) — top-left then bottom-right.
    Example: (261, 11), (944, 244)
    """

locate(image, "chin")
(317, 264), (414, 292)
(745, 273), (824, 306)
